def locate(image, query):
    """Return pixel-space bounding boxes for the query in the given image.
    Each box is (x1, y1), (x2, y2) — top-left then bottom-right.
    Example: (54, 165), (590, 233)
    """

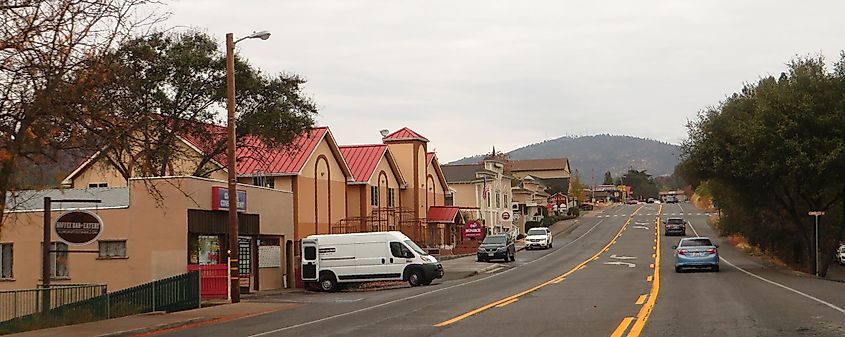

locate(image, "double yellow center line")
(434, 205), (643, 327)
(611, 204), (663, 337)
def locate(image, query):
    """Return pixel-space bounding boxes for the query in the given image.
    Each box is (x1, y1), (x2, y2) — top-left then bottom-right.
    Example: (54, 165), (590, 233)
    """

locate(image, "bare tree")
(0, 0), (163, 224)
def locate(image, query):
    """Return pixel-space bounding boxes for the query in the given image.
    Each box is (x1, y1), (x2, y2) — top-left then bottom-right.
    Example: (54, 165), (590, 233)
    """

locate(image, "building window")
(486, 191), (491, 208)
(371, 186), (379, 206)
(445, 193), (454, 206)
(0, 244), (12, 279)
(88, 183), (108, 188)
(387, 188), (395, 207)
(504, 194), (509, 207)
(99, 241), (127, 259)
(252, 176), (274, 189)
(496, 191), (501, 208)
(50, 242), (69, 278)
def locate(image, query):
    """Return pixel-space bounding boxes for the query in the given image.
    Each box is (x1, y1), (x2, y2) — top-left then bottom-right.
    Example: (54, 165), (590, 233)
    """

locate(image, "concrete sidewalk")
(9, 302), (299, 337)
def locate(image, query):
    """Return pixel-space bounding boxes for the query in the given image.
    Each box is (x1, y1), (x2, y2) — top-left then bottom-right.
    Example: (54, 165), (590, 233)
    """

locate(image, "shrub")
(567, 207), (580, 217)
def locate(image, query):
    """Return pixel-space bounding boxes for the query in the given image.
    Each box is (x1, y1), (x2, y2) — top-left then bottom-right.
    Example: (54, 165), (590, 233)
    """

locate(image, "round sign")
(54, 210), (103, 245)
(501, 211), (511, 221)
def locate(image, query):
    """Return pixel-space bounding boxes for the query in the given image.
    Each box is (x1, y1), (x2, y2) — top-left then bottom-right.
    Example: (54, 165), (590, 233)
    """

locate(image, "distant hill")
(450, 134), (680, 178)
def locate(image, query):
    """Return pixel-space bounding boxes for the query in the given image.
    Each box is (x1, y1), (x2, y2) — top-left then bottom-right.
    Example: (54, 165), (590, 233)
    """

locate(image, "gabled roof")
(427, 206), (463, 224)
(441, 164), (483, 183)
(426, 152), (435, 166)
(338, 144), (407, 186)
(426, 152), (450, 192)
(507, 158), (571, 173)
(382, 127), (429, 142)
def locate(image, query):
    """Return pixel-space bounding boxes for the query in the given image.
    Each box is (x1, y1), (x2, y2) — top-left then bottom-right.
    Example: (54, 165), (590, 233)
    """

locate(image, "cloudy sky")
(167, 0), (845, 162)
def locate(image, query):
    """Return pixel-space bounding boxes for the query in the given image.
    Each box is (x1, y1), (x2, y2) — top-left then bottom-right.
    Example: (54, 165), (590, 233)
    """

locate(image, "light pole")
(226, 30), (270, 303)
(808, 211), (825, 277)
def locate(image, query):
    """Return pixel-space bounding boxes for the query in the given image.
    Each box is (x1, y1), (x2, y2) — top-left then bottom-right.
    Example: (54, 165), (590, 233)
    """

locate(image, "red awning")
(427, 206), (462, 224)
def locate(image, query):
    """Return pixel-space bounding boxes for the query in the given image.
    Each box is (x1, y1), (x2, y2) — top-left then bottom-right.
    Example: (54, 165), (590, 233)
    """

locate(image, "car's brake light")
(706, 248), (717, 254)
(677, 249), (688, 255)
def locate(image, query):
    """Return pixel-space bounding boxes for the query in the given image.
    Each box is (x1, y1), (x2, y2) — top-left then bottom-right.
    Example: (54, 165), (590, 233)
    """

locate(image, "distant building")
(505, 158), (571, 194)
(442, 160), (515, 236)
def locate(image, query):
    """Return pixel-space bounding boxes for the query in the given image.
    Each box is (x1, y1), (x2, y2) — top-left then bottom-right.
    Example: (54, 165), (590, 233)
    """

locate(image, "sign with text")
(808, 211), (825, 216)
(54, 210), (103, 245)
(462, 221), (485, 239)
(212, 186), (246, 212)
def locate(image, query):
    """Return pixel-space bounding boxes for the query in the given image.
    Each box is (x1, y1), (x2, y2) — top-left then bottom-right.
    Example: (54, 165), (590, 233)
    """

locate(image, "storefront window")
(195, 235), (221, 265)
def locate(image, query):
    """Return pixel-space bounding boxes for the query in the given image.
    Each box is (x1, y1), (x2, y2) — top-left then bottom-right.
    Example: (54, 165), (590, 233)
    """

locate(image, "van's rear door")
(301, 239), (319, 282)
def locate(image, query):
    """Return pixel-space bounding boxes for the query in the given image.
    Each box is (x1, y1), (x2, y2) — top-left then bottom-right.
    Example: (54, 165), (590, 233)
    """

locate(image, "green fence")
(0, 271), (199, 335)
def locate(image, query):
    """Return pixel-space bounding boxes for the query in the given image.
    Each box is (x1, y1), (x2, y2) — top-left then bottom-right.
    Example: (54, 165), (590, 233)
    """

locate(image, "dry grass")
(724, 233), (791, 269)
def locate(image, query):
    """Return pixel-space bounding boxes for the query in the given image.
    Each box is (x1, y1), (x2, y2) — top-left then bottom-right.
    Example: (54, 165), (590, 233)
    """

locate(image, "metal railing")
(0, 271), (199, 335)
(0, 284), (106, 322)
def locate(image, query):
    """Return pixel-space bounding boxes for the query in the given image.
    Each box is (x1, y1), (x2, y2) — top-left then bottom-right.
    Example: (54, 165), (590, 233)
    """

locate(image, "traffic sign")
(808, 211), (825, 216)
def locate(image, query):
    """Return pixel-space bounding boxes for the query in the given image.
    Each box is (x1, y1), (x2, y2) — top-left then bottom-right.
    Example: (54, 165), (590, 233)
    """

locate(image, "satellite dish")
(379, 129), (390, 137)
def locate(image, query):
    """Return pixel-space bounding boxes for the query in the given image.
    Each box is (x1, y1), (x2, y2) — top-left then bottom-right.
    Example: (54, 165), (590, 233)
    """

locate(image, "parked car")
(626, 199), (638, 205)
(478, 234), (516, 262)
(673, 237), (720, 272)
(837, 245), (845, 265)
(300, 231), (443, 292)
(525, 227), (553, 250)
(663, 217), (687, 236)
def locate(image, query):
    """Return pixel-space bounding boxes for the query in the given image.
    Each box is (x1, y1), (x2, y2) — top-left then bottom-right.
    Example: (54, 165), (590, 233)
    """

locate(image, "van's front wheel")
(319, 272), (339, 292)
(408, 270), (424, 287)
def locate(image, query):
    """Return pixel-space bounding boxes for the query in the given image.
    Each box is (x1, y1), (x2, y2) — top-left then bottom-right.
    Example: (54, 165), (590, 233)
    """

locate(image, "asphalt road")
(158, 203), (845, 337)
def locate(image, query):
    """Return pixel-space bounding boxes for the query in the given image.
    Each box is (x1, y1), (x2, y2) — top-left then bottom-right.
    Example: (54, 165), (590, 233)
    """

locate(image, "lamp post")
(226, 30), (270, 303)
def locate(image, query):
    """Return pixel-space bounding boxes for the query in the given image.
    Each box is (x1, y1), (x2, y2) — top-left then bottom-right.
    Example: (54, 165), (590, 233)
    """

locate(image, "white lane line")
(686, 222), (845, 316)
(247, 213), (615, 336)
(486, 267), (505, 274)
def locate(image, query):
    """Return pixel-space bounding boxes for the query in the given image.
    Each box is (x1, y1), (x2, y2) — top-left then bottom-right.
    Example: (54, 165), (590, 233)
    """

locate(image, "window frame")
(387, 188), (395, 207)
(50, 242), (69, 279)
(88, 182), (108, 188)
(252, 176), (275, 189)
(0, 243), (12, 279)
(371, 186), (379, 206)
(98, 240), (128, 259)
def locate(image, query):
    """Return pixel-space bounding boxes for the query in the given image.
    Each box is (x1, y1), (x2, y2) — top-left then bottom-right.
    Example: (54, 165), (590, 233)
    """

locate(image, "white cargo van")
(301, 231), (444, 292)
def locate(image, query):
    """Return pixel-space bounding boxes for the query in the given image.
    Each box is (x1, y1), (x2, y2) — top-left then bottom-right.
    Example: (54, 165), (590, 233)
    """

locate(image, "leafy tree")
(620, 169), (659, 200)
(679, 54), (845, 276)
(77, 31), (317, 181)
(570, 170), (588, 205)
(603, 171), (613, 185)
(0, 0), (161, 224)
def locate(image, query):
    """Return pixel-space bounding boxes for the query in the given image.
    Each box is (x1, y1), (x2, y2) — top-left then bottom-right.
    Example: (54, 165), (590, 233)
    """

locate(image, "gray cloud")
(168, 0), (845, 161)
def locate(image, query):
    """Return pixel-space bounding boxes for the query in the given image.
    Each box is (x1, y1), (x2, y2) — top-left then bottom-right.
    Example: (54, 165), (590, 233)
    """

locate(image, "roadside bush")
(541, 214), (574, 227)
(567, 207), (580, 217)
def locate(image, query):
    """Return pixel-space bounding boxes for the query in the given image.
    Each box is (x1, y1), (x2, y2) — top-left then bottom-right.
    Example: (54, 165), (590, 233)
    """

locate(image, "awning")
(427, 206), (464, 224)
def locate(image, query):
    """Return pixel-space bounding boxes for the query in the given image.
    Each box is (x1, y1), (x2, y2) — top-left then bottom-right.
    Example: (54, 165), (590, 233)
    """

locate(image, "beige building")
(511, 176), (551, 232)
(0, 176), (293, 292)
(442, 160), (516, 235)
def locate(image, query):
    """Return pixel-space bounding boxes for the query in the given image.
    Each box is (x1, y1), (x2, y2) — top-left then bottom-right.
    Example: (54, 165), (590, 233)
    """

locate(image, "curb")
(465, 264), (506, 278)
(96, 317), (216, 337)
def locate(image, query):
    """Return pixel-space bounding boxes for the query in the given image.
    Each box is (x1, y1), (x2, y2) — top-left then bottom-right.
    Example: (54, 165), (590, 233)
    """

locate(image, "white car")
(837, 245), (845, 265)
(525, 227), (553, 250)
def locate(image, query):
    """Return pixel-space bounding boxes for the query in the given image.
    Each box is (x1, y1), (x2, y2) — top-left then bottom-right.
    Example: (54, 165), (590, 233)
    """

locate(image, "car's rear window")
(840, 247), (845, 253)
(527, 229), (547, 236)
(680, 239), (713, 247)
(483, 236), (507, 244)
(667, 218), (685, 225)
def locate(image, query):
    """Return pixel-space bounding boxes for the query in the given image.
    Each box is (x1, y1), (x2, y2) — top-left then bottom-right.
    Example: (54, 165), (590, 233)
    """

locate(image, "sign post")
(41, 197), (101, 313)
(809, 211), (825, 277)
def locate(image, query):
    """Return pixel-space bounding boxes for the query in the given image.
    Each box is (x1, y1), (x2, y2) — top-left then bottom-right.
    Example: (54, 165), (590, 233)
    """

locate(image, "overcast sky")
(168, 0), (845, 162)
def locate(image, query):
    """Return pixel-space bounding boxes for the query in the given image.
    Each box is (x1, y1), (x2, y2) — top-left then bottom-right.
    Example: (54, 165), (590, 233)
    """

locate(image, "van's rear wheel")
(319, 272), (339, 292)
(408, 270), (423, 287)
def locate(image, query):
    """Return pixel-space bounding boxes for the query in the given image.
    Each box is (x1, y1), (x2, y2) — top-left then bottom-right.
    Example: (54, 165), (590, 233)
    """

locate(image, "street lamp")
(225, 30), (270, 303)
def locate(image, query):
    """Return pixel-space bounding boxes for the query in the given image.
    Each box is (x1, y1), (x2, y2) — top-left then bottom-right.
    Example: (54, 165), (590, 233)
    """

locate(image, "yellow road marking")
(635, 294), (647, 305)
(646, 275), (653, 282)
(626, 205), (663, 337)
(611, 317), (635, 337)
(495, 298), (519, 308)
(434, 205), (644, 327)
(551, 277), (566, 284)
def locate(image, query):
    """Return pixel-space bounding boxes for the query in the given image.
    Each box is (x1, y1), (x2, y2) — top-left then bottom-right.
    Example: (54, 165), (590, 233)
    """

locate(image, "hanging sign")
(54, 210), (103, 246)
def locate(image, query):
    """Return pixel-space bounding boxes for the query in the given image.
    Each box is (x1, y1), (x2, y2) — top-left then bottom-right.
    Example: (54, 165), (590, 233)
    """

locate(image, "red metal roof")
(180, 124), (330, 175)
(382, 127), (429, 142)
(426, 152), (435, 166)
(427, 206), (462, 223)
(338, 145), (387, 183)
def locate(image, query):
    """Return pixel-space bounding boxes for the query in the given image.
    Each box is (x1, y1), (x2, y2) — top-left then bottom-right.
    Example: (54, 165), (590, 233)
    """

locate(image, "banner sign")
(54, 210), (103, 245)
(462, 220), (485, 239)
(212, 186), (246, 211)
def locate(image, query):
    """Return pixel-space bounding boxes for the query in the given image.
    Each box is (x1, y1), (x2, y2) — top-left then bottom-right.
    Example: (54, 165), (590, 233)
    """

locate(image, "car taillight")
(706, 248), (717, 254)
(677, 249), (687, 255)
